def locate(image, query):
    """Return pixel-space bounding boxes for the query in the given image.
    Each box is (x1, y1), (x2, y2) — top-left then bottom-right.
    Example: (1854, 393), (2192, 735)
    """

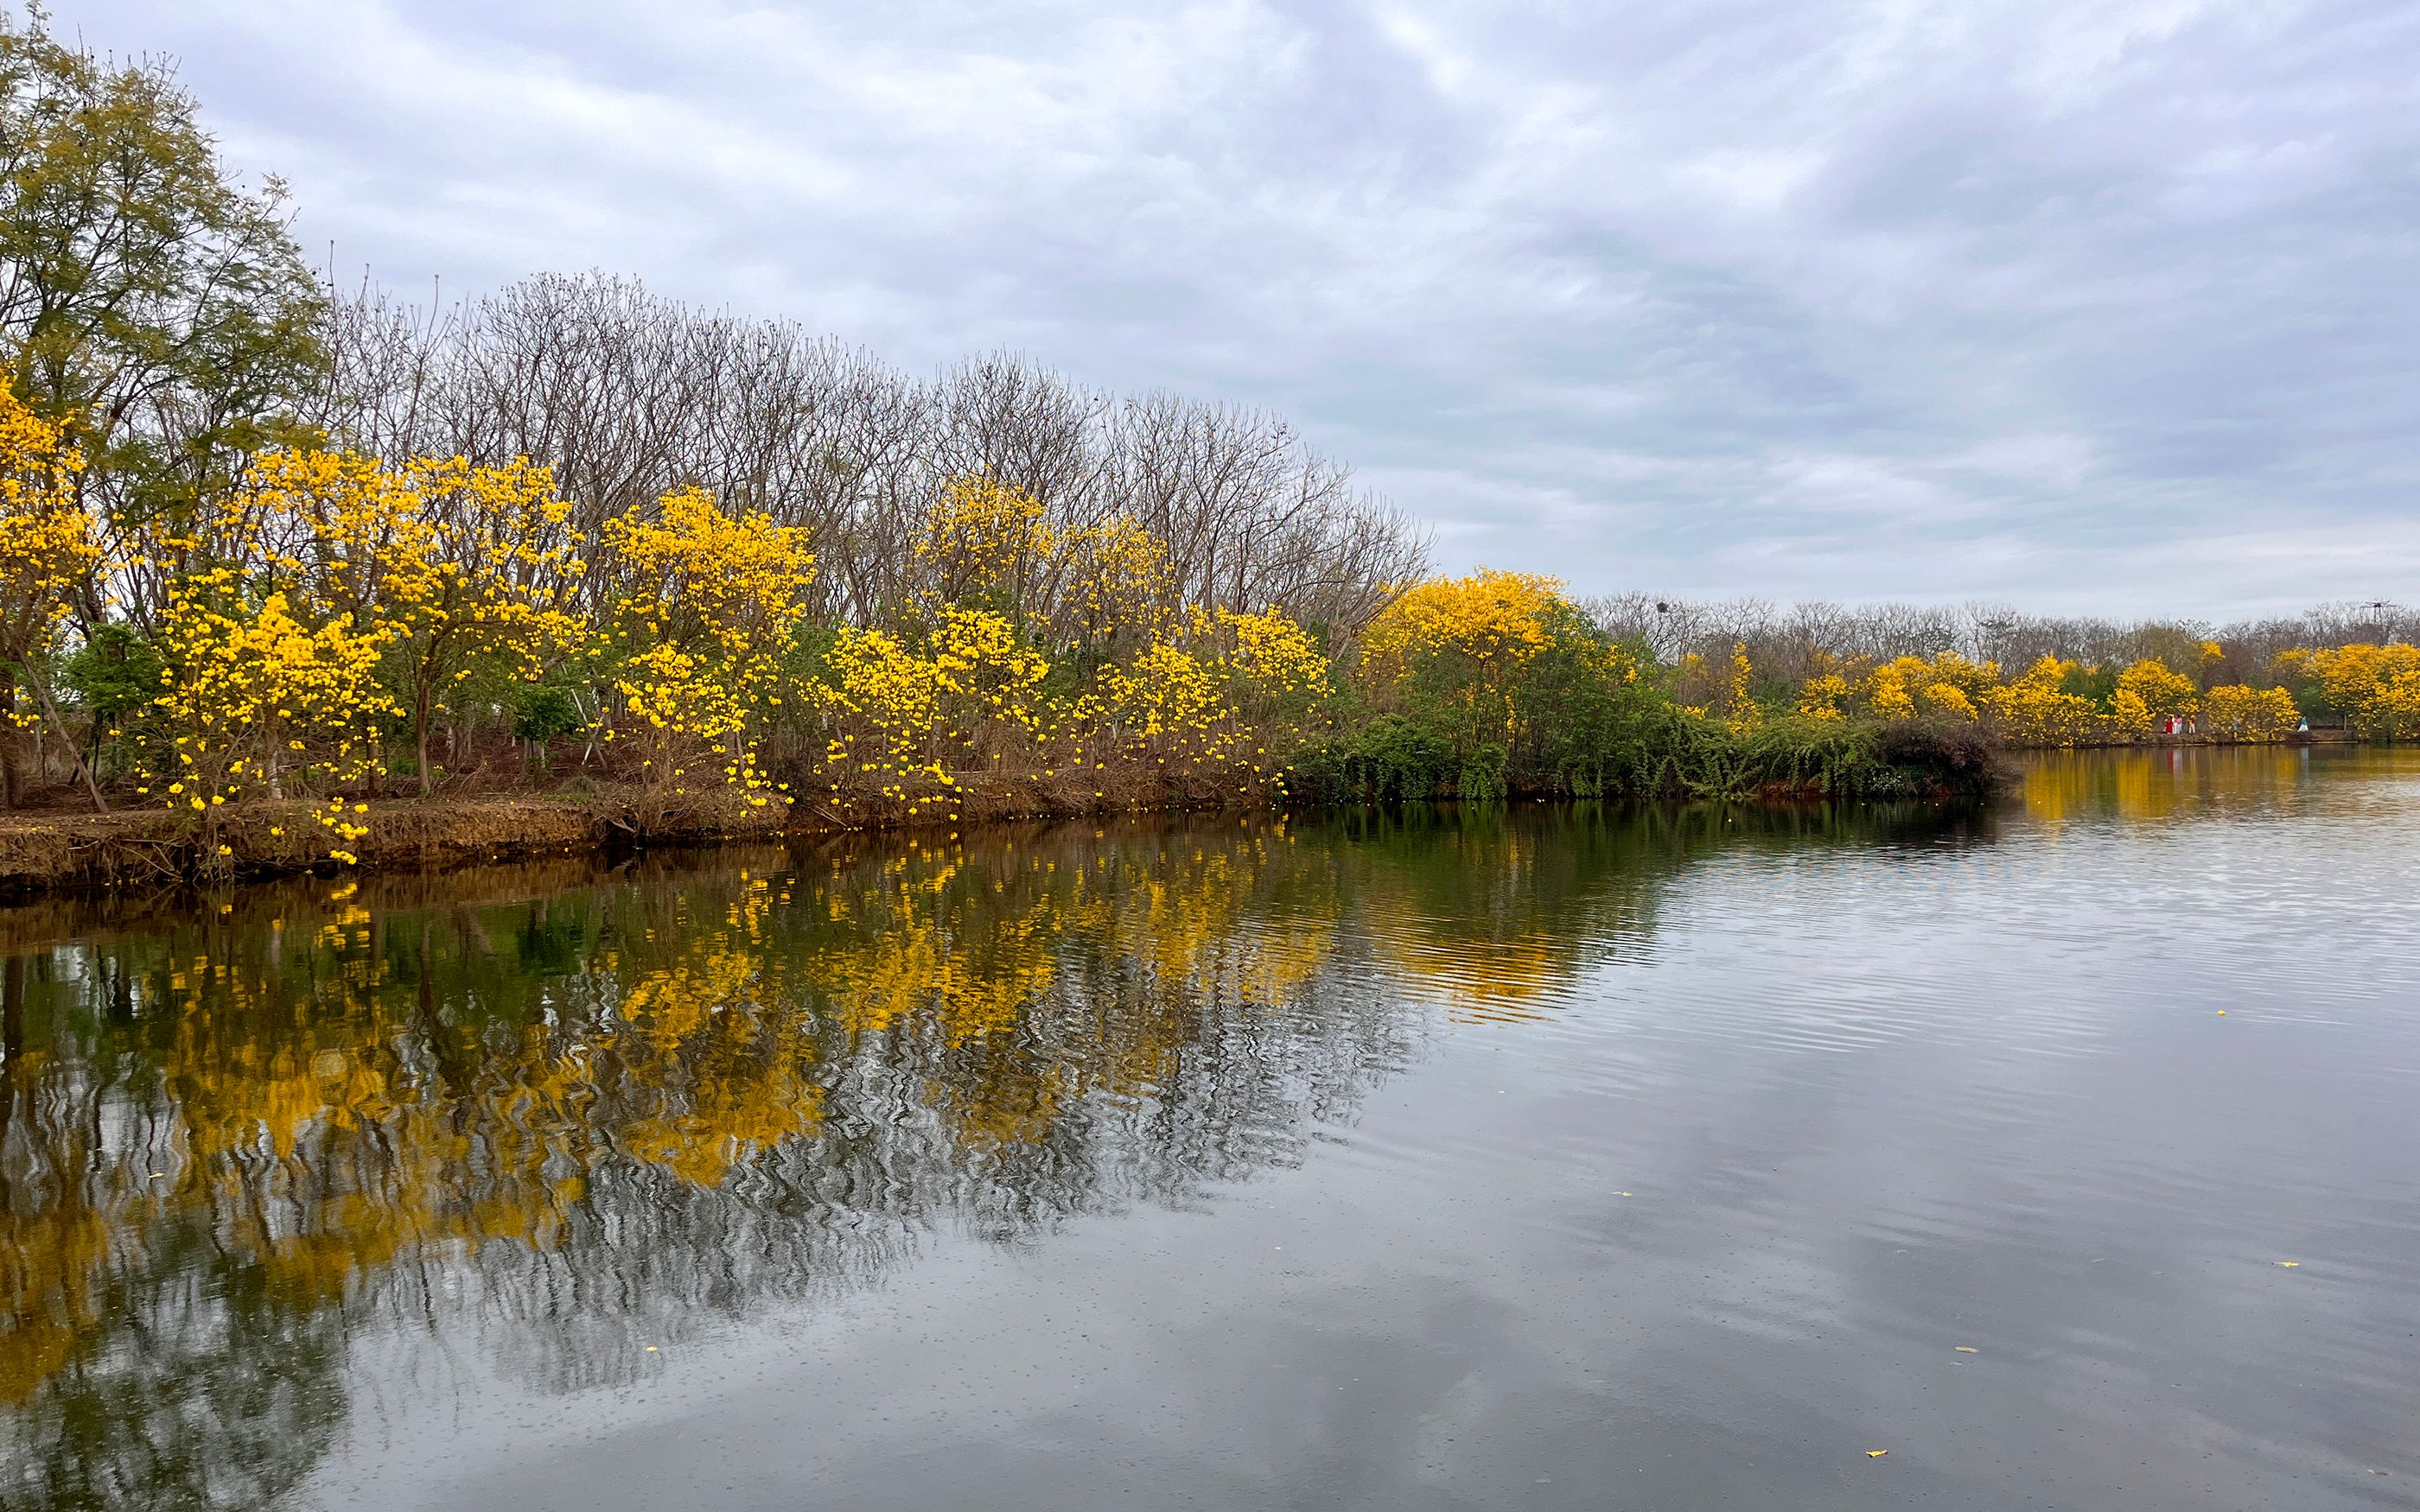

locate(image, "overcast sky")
(71, 0), (2420, 615)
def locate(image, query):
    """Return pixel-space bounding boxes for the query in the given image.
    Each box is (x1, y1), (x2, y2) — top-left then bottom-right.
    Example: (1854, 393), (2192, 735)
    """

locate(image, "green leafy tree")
(0, 4), (327, 627)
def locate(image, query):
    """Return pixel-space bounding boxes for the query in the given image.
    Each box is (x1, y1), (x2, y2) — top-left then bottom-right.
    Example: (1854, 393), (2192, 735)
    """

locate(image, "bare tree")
(301, 271), (1430, 641)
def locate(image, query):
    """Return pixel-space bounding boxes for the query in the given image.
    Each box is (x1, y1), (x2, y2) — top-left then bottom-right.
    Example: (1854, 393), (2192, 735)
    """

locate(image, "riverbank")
(0, 766), (1283, 899)
(0, 736), (1995, 900)
(8, 719), (2363, 898)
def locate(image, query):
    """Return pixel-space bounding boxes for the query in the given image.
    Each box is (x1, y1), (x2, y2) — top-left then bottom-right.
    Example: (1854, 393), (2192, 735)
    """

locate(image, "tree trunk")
(415, 686), (434, 798)
(24, 669), (105, 813)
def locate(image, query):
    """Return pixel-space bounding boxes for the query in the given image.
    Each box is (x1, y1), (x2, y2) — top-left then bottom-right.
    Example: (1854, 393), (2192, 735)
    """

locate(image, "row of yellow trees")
(0, 376), (1339, 861)
(2271, 645), (2420, 740)
(8, 358), (2412, 858)
(1342, 573), (2410, 777)
(1792, 650), (2309, 745)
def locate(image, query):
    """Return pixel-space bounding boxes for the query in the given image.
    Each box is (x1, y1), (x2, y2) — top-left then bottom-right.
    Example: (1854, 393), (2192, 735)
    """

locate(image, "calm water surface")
(4, 746), (2418, 1510)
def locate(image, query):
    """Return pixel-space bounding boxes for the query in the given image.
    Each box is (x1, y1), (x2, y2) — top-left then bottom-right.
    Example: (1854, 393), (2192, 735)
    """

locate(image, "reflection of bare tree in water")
(0, 800), (1974, 1509)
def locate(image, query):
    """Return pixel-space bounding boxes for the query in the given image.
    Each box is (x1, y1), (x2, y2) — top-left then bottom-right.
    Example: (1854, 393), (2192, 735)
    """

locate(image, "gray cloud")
(68, 0), (2420, 614)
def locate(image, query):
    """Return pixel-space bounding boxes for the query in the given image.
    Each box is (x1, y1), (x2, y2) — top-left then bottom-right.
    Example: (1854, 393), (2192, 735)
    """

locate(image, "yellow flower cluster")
(0, 385), (92, 623)
(1795, 648), (2300, 747)
(1090, 641), (1229, 758)
(1801, 651), (2001, 723)
(2275, 644), (2420, 740)
(0, 377), (94, 738)
(819, 605), (1051, 818)
(600, 485), (816, 804)
(1350, 568), (1640, 775)
(225, 449), (589, 784)
(910, 480), (1181, 654)
(137, 448), (594, 856)
(1723, 641), (1762, 733)
(1047, 513), (1174, 645)
(150, 579), (392, 861)
(2109, 658), (2199, 739)
(911, 476), (1054, 612)
(105, 456), (1343, 841)
(1984, 657), (2102, 747)
(1360, 568), (1558, 678)
(812, 597), (1328, 818)
(1214, 606), (1332, 719)
(2197, 684), (2300, 741)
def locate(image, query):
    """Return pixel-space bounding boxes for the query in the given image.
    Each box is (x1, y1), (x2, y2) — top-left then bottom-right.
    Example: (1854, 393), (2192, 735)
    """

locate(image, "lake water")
(4, 746), (2418, 1511)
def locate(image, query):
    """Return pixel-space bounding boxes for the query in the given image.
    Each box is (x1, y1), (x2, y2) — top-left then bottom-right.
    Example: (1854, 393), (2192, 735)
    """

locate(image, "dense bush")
(1288, 571), (2006, 808)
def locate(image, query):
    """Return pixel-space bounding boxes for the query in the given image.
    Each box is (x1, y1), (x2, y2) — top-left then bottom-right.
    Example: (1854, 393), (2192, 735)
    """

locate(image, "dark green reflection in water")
(0, 796), (1985, 1509)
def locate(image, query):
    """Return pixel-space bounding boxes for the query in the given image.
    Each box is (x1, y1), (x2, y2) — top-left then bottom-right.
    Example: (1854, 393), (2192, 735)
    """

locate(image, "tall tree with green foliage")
(0, 3), (326, 630)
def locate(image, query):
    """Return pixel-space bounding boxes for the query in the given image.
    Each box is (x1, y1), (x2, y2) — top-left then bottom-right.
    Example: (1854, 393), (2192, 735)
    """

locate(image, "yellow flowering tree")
(1984, 656), (2101, 746)
(1041, 512), (1174, 657)
(1064, 607), (1332, 798)
(1723, 642), (1762, 732)
(2275, 644), (2420, 740)
(599, 486), (814, 802)
(1089, 640), (1236, 771)
(2117, 658), (2197, 727)
(1211, 606), (1331, 727)
(1349, 569), (1654, 795)
(2198, 684), (2299, 742)
(818, 605), (1053, 818)
(149, 578), (392, 863)
(1359, 569), (1557, 756)
(1796, 652), (1996, 726)
(1797, 669), (1854, 721)
(1866, 653), (1997, 722)
(226, 450), (587, 794)
(0, 374), (104, 808)
(910, 477), (1054, 617)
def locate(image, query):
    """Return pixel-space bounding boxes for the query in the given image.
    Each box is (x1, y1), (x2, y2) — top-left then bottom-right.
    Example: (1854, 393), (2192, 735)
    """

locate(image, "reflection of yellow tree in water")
(1334, 801), (1984, 1022)
(1341, 805), (1705, 1020)
(599, 875), (827, 1188)
(2, 799), (1963, 1508)
(0, 1164), (108, 1408)
(812, 852), (1062, 1044)
(2021, 747), (2311, 828)
(0, 821), (1376, 1494)
(799, 830), (1346, 1153)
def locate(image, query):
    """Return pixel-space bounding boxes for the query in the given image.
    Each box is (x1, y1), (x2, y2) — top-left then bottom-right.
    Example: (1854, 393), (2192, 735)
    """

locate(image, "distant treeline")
(1589, 594), (2417, 699)
(1578, 594), (2417, 747)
